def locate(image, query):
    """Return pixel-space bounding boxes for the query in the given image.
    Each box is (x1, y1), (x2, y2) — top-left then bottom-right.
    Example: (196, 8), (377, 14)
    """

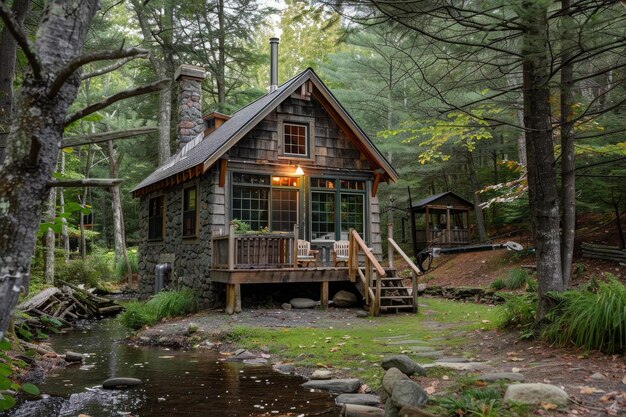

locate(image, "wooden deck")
(210, 267), (350, 284)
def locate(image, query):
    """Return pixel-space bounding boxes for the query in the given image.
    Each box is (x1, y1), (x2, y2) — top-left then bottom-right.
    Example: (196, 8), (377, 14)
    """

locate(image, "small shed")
(409, 191), (474, 251)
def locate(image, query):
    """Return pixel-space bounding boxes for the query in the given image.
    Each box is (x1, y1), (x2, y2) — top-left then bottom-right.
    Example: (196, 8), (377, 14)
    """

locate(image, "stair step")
(380, 286), (412, 291)
(380, 305), (416, 312)
(380, 295), (415, 300)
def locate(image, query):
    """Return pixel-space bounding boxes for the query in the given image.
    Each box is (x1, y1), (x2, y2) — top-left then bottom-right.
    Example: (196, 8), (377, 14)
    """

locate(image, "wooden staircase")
(349, 225), (422, 316)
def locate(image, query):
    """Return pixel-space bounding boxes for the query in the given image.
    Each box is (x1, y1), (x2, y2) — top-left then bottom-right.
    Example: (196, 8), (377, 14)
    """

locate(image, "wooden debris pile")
(17, 280), (124, 328)
(581, 242), (626, 264)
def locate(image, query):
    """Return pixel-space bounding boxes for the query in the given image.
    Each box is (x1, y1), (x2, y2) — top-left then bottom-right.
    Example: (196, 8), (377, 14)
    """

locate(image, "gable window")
(232, 172), (299, 232)
(183, 186), (197, 238)
(311, 178), (366, 241)
(148, 195), (164, 241)
(283, 123), (308, 156)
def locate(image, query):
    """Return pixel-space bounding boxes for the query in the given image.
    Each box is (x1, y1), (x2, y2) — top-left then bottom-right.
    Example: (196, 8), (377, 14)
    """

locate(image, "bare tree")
(0, 0), (166, 338)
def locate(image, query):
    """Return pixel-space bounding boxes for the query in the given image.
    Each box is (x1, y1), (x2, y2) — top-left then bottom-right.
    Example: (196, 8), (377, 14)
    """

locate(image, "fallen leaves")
(540, 402), (558, 410)
(579, 386), (604, 395)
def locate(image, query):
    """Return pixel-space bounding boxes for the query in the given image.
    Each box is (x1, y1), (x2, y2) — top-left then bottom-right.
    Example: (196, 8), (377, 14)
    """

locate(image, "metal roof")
(132, 68), (397, 194)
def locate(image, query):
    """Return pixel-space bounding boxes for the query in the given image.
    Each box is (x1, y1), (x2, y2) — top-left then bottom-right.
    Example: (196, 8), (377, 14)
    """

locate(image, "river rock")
(426, 361), (489, 371)
(64, 352), (84, 363)
(390, 380), (429, 408)
(477, 372), (525, 382)
(332, 290), (358, 308)
(590, 372), (606, 380)
(382, 368), (410, 395)
(187, 322), (198, 335)
(417, 284), (426, 294)
(384, 398), (399, 417)
(503, 383), (569, 405)
(243, 358), (268, 365)
(302, 378), (361, 393)
(311, 369), (334, 380)
(230, 350), (256, 360)
(281, 303), (292, 310)
(342, 404), (385, 417)
(102, 377), (143, 389)
(381, 355), (425, 376)
(273, 364), (295, 374)
(335, 393), (381, 406)
(356, 311), (369, 318)
(290, 298), (317, 309)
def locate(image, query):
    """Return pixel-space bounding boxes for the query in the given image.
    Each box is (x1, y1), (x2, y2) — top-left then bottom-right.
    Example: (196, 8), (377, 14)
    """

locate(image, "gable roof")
(410, 191), (474, 210)
(132, 68), (397, 196)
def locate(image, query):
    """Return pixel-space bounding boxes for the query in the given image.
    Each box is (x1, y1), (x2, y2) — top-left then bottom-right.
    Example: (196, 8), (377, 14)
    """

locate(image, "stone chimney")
(175, 64), (206, 148)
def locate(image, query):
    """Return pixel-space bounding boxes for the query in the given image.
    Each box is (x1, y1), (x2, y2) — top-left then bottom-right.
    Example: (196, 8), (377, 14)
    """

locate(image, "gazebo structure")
(409, 191), (474, 253)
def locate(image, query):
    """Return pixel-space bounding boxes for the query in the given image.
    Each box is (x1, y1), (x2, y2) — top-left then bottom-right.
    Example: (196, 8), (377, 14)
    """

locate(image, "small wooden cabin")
(132, 56), (398, 312)
(409, 191), (474, 251)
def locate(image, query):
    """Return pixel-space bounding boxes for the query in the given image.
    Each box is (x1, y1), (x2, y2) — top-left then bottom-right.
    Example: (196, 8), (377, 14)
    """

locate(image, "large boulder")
(382, 368), (410, 395)
(390, 380), (429, 409)
(290, 298), (318, 309)
(381, 355), (425, 376)
(332, 290), (358, 308)
(504, 383), (568, 405)
(302, 378), (361, 393)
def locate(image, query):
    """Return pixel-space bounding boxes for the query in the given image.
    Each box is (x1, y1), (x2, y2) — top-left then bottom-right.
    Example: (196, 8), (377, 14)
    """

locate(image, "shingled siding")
(227, 95), (369, 170)
(137, 167), (224, 305)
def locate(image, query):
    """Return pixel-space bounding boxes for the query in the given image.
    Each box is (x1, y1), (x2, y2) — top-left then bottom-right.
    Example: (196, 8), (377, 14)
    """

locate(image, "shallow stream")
(4, 319), (339, 416)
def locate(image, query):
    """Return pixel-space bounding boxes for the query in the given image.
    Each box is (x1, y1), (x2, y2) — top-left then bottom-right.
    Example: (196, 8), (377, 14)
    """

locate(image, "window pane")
(340, 180), (365, 191)
(311, 178), (335, 189)
(283, 123), (307, 156)
(183, 187), (197, 237)
(232, 186), (269, 230)
(148, 196), (164, 240)
(271, 189), (298, 232)
(312, 192), (335, 240)
(340, 193), (364, 237)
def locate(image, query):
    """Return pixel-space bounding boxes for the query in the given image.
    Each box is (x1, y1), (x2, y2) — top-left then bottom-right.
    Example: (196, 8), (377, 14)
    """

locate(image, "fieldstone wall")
(175, 65), (206, 147)
(137, 167), (223, 306)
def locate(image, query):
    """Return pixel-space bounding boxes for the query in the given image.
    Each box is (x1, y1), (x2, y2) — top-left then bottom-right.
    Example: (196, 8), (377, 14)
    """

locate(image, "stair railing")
(387, 223), (421, 311)
(348, 228), (386, 316)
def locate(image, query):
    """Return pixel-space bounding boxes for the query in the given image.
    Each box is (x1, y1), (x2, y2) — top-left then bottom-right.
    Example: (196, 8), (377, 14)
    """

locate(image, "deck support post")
(411, 271), (418, 313)
(293, 224), (299, 269)
(225, 283), (242, 315)
(320, 281), (329, 308)
(228, 222), (235, 270)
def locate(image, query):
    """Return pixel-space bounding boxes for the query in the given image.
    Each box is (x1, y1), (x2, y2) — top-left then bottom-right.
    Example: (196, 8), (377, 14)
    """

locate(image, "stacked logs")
(581, 242), (626, 264)
(17, 280), (123, 329)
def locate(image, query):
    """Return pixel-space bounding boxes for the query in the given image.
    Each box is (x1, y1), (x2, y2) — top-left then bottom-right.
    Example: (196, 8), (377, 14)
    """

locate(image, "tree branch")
(82, 55), (141, 80)
(49, 47), (149, 98)
(47, 178), (124, 188)
(64, 79), (169, 127)
(0, 1), (41, 79)
(61, 127), (158, 148)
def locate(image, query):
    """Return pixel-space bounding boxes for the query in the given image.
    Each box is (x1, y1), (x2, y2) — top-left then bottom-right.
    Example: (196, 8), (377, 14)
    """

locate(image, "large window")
(311, 178), (366, 241)
(232, 173), (299, 232)
(148, 195), (164, 241)
(182, 186), (197, 238)
(283, 123), (308, 156)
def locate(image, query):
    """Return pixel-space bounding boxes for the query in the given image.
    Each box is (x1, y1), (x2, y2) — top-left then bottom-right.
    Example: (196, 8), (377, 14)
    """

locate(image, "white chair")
(297, 239), (318, 267)
(332, 240), (350, 267)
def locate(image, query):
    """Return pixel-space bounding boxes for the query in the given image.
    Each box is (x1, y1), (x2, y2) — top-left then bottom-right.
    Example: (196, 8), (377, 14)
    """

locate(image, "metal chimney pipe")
(269, 37), (279, 92)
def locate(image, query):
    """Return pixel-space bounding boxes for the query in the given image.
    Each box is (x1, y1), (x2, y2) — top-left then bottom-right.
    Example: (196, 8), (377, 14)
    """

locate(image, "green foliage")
(490, 278), (506, 291)
(0, 338), (40, 411)
(541, 276), (626, 354)
(56, 259), (100, 288)
(232, 219), (251, 234)
(500, 294), (537, 329)
(119, 288), (199, 330)
(114, 248), (138, 279)
(504, 268), (532, 290)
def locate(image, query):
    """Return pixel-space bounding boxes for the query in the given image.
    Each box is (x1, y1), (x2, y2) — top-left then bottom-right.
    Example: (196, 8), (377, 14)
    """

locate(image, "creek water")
(5, 319), (339, 416)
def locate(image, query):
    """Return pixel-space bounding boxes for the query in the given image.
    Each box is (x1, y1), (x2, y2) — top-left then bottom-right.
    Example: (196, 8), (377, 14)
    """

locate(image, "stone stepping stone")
(406, 346), (435, 352)
(335, 393), (381, 406)
(381, 355), (425, 376)
(412, 351), (444, 358)
(103, 377), (143, 389)
(435, 357), (470, 363)
(477, 372), (525, 382)
(64, 351), (84, 363)
(504, 383), (568, 405)
(424, 362), (489, 371)
(302, 378), (361, 393)
(311, 369), (333, 380)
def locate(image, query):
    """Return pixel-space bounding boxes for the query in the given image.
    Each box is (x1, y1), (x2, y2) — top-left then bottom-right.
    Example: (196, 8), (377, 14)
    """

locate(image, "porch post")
(293, 224), (299, 268)
(320, 281), (329, 308)
(446, 206), (451, 244)
(228, 221), (235, 270)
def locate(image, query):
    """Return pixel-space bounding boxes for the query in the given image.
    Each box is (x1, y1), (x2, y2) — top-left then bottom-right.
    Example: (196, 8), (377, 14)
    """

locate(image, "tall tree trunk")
(0, 0), (101, 339)
(44, 181), (57, 284)
(467, 151), (487, 242)
(560, 0), (576, 288)
(107, 139), (131, 277)
(521, 2), (564, 324)
(0, 0), (30, 163)
(216, 0), (226, 107)
(59, 151), (69, 261)
(80, 144), (94, 261)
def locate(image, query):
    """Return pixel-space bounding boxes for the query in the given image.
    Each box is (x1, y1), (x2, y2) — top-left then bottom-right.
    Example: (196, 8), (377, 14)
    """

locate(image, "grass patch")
(504, 268), (532, 290)
(119, 288), (199, 330)
(490, 278), (506, 291)
(115, 248), (138, 280)
(224, 298), (502, 388)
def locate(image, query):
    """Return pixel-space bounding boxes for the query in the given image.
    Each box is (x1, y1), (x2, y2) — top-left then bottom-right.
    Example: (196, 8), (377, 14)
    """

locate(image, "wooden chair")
(332, 240), (350, 267)
(297, 239), (318, 267)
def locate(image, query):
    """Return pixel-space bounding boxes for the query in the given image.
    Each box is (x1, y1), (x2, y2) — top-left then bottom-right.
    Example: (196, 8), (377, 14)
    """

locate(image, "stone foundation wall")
(137, 167), (223, 306)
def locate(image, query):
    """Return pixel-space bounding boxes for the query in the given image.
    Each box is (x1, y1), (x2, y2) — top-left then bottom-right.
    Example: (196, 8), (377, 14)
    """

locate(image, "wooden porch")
(211, 223), (421, 316)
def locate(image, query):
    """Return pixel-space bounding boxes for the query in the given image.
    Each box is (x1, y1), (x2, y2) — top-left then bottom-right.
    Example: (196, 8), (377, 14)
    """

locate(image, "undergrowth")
(119, 288), (199, 330)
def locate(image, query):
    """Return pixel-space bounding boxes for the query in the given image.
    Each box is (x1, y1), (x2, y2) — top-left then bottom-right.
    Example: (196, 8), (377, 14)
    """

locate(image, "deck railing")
(212, 223), (296, 269)
(415, 228), (469, 245)
(348, 228), (386, 316)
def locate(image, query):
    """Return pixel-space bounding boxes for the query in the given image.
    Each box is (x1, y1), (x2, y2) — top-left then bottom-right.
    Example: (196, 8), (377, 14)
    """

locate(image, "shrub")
(504, 268), (531, 290)
(500, 293), (536, 329)
(541, 276), (626, 354)
(490, 278), (506, 291)
(119, 288), (198, 330)
(115, 248), (138, 280)
(56, 259), (100, 288)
